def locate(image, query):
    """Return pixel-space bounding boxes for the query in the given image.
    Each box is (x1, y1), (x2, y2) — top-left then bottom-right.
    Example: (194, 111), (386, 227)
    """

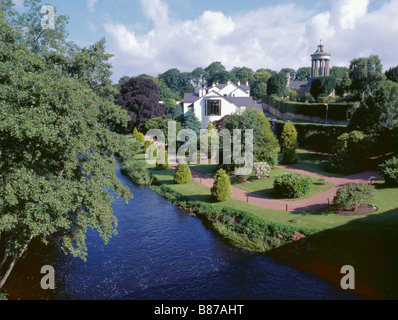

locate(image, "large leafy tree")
(280, 68), (296, 80)
(386, 65), (398, 83)
(349, 80), (398, 135)
(310, 76), (337, 100)
(230, 66), (254, 83)
(189, 67), (209, 88)
(0, 17), (132, 288)
(349, 55), (385, 100)
(14, 0), (71, 54)
(205, 61), (236, 85)
(224, 109), (279, 166)
(295, 67), (311, 81)
(251, 69), (272, 100)
(158, 68), (182, 93)
(118, 77), (165, 131)
(330, 66), (349, 81)
(267, 72), (287, 97)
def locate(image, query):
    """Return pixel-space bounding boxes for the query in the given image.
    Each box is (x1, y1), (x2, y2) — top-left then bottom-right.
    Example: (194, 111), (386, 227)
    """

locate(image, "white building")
(183, 79), (262, 128)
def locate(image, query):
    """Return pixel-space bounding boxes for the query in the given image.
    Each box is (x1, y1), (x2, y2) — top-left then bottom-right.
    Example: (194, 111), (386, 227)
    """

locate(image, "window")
(205, 100), (221, 116)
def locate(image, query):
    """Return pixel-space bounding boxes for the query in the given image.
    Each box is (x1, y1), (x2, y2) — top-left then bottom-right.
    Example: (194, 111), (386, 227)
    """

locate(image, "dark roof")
(225, 97), (261, 109)
(288, 81), (308, 90)
(183, 92), (200, 104)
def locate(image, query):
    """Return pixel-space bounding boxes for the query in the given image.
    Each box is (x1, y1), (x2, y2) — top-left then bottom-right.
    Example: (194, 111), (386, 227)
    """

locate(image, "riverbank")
(122, 150), (398, 300)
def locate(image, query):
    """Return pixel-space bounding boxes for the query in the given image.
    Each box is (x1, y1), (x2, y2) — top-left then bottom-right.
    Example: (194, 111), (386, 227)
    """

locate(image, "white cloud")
(104, 0), (398, 82)
(87, 0), (99, 13)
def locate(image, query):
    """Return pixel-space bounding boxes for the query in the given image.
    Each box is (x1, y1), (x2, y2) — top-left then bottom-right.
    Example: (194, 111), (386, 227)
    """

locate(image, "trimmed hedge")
(275, 121), (348, 153)
(263, 95), (354, 121)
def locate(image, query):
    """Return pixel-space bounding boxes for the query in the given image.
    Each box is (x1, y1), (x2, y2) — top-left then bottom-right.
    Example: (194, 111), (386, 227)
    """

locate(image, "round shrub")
(173, 163), (192, 184)
(333, 183), (375, 211)
(273, 173), (312, 199)
(211, 169), (233, 202)
(379, 157), (398, 187)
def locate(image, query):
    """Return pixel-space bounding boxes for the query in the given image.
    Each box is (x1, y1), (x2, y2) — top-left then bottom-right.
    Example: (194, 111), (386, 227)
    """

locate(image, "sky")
(12, 0), (398, 83)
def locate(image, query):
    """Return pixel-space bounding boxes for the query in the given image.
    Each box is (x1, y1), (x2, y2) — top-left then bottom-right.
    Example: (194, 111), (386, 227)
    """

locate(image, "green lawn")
(190, 162), (334, 201)
(130, 149), (398, 299)
(278, 149), (349, 177)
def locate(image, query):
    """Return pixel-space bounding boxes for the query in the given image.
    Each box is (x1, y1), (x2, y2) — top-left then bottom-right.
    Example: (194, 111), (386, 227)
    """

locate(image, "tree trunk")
(0, 250), (8, 272)
(0, 237), (33, 288)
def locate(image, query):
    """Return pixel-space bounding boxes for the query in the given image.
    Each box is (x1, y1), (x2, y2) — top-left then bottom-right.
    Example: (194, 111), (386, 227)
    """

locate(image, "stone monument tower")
(311, 40), (331, 78)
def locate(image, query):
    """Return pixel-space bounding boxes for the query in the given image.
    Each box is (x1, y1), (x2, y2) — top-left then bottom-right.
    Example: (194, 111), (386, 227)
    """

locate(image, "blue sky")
(13, 0), (398, 83)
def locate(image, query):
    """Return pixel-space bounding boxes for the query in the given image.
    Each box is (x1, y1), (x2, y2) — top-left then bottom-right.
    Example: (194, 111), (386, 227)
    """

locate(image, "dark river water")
(5, 168), (358, 300)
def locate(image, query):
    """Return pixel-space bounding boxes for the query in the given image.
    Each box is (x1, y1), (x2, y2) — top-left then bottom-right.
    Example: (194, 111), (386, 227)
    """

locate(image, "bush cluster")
(273, 173), (313, 199)
(333, 183), (375, 211)
(121, 159), (153, 185)
(379, 157), (398, 187)
(173, 163), (192, 184)
(327, 131), (373, 173)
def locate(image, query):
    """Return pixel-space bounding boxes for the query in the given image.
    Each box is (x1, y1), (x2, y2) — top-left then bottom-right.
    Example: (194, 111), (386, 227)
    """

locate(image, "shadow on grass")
(268, 207), (398, 300)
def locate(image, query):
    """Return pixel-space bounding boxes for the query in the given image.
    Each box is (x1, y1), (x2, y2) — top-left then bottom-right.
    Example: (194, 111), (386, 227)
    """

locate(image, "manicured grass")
(149, 166), (391, 231)
(190, 163), (334, 201)
(129, 148), (398, 298)
(231, 169), (333, 201)
(278, 149), (348, 177)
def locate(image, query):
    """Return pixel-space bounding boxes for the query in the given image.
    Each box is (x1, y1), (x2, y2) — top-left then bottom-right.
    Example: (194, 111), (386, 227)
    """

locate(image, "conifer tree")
(211, 169), (233, 202)
(280, 122), (298, 164)
(156, 147), (170, 170)
(173, 163), (192, 184)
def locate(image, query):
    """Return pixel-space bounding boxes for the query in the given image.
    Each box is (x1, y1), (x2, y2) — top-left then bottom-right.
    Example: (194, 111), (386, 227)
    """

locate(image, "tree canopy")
(349, 55), (385, 100)
(310, 76), (337, 100)
(118, 77), (165, 131)
(0, 14), (132, 288)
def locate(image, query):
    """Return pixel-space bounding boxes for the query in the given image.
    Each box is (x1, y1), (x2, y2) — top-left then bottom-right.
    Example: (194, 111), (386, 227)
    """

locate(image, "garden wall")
(262, 96), (354, 125)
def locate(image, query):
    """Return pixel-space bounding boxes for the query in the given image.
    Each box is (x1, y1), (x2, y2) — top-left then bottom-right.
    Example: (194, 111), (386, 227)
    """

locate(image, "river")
(5, 168), (358, 300)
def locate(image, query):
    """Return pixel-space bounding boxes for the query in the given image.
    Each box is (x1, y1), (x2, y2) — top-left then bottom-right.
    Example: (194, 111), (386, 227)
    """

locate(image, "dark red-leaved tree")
(118, 77), (165, 132)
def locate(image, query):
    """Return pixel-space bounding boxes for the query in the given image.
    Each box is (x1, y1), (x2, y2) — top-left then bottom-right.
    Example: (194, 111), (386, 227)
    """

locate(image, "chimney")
(237, 79), (241, 86)
(199, 87), (203, 97)
(227, 79), (231, 85)
(246, 81), (249, 87)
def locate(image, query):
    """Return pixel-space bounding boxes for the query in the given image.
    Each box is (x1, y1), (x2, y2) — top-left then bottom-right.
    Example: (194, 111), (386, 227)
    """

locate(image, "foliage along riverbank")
(150, 183), (320, 253)
(121, 150), (398, 300)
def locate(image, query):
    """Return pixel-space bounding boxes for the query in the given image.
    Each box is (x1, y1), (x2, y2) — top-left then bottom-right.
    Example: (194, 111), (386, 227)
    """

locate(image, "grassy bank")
(123, 150), (398, 299)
